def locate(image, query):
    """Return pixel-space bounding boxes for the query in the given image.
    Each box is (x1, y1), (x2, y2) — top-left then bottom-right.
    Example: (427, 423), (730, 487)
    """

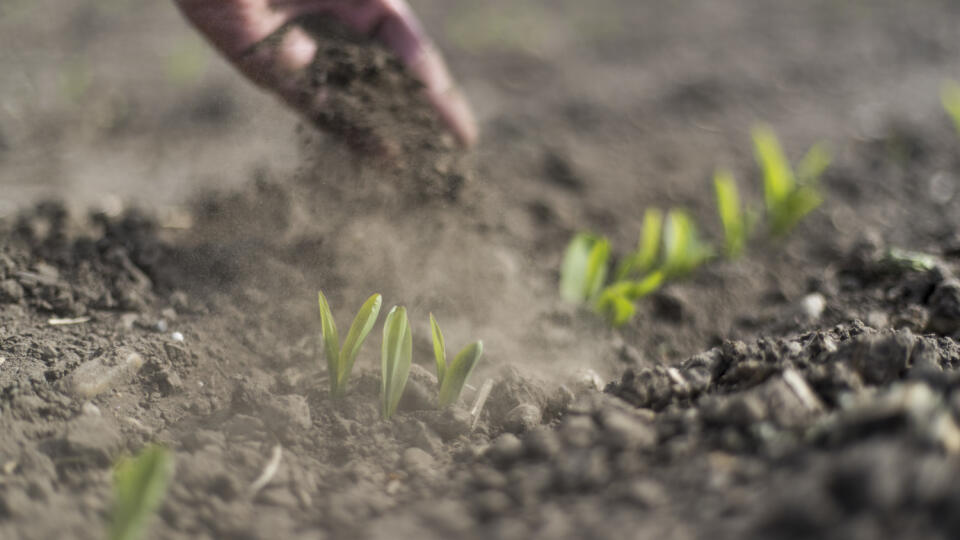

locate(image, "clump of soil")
(295, 16), (474, 201)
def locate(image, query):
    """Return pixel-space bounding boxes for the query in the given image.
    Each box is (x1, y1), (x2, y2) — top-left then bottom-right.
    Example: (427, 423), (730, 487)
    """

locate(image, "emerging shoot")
(381, 306), (412, 420)
(714, 169), (753, 259)
(661, 209), (714, 279)
(109, 445), (174, 540)
(615, 208), (663, 281)
(560, 232), (611, 304)
(318, 291), (383, 399)
(752, 124), (829, 237)
(594, 271), (664, 327)
(941, 80), (960, 139)
(430, 314), (484, 407)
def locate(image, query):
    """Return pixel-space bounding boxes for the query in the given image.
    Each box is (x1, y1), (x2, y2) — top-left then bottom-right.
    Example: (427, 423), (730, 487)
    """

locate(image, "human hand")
(174, 0), (477, 147)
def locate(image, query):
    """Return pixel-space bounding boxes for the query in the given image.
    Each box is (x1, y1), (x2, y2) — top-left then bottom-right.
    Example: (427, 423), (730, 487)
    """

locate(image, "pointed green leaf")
(438, 341), (483, 408)
(662, 210), (713, 279)
(942, 80), (960, 138)
(381, 306), (412, 420)
(109, 445), (173, 540)
(714, 169), (746, 259)
(595, 286), (636, 327)
(560, 233), (594, 303)
(630, 270), (665, 299)
(429, 313), (446, 387)
(753, 124), (795, 215)
(584, 238), (611, 301)
(560, 233), (610, 304)
(336, 293), (382, 394)
(615, 208), (663, 281)
(318, 290), (341, 396)
(797, 141), (832, 185)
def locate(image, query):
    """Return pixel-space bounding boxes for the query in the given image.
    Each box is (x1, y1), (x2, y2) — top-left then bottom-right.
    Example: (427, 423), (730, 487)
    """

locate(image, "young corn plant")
(660, 209), (714, 279)
(752, 124), (830, 237)
(594, 270), (664, 326)
(942, 80), (960, 139)
(108, 445), (173, 540)
(430, 314), (484, 408)
(560, 232), (610, 304)
(381, 306), (412, 420)
(714, 169), (755, 259)
(318, 291), (382, 399)
(593, 209), (667, 326)
(614, 208), (663, 281)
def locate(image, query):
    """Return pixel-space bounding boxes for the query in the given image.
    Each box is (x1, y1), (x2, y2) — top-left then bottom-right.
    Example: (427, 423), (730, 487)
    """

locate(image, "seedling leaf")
(615, 208), (663, 280)
(560, 233), (611, 304)
(753, 124), (828, 237)
(595, 287), (636, 327)
(438, 341), (483, 408)
(338, 293), (382, 390)
(753, 124), (795, 215)
(109, 445), (173, 540)
(662, 210), (713, 279)
(886, 248), (939, 272)
(942, 80), (960, 138)
(797, 141), (832, 184)
(714, 169), (747, 259)
(317, 290), (341, 396)
(429, 313), (446, 386)
(594, 271), (664, 326)
(381, 306), (412, 420)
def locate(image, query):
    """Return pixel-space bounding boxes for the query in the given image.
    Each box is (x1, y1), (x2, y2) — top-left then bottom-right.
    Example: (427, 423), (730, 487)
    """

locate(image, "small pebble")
(155, 320), (169, 333)
(800, 293), (826, 321)
(171, 332), (185, 342)
(503, 404), (542, 434)
(81, 402), (101, 416)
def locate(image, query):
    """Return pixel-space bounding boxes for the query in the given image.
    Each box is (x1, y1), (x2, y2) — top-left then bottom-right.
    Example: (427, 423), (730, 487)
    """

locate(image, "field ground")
(3, 1), (960, 538)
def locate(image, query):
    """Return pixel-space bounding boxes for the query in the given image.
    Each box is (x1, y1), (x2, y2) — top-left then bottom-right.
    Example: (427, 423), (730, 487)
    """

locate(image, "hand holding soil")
(174, 0), (477, 151)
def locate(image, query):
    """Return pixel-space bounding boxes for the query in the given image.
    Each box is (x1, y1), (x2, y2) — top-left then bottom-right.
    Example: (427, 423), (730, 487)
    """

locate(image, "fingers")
(174, 0), (289, 57)
(238, 26), (320, 111)
(374, 12), (478, 146)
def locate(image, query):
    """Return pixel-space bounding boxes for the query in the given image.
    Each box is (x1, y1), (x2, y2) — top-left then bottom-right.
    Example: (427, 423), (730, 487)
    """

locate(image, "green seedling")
(942, 80), (960, 139)
(752, 124), (830, 237)
(615, 208), (663, 281)
(560, 232), (611, 304)
(381, 306), (412, 420)
(714, 169), (756, 259)
(661, 210), (714, 279)
(885, 248), (940, 273)
(430, 314), (484, 408)
(109, 445), (173, 540)
(594, 270), (665, 326)
(318, 291), (383, 399)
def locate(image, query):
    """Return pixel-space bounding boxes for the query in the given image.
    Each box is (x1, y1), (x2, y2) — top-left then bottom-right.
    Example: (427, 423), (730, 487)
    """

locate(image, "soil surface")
(4, 1), (960, 539)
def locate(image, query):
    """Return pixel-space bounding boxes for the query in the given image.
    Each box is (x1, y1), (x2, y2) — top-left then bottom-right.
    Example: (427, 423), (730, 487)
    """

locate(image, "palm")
(174, 0), (476, 146)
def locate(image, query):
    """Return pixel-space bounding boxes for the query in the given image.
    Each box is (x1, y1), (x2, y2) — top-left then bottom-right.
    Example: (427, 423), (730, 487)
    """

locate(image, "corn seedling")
(661, 210), (714, 279)
(430, 314), (484, 408)
(752, 124), (830, 237)
(381, 306), (412, 420)
(560, 232), (611, 303)
(594, 270), (665, 326)
(318, 291), (382, 399)
(614, 208), (663, 281)
(714, 169), (755, 259)
(885, 247), (939, 273)
(942, 80), (960, 139)
(109, 445), (173, 540)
